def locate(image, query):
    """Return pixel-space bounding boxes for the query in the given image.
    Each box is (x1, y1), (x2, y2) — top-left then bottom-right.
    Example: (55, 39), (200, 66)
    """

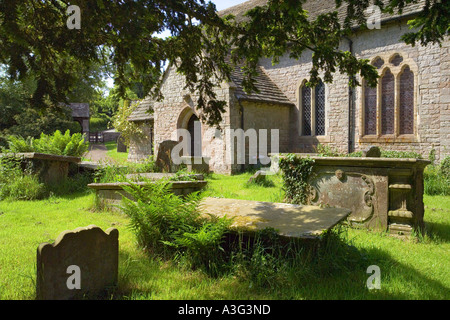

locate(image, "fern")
(5, 135), (34, 153)
(3, 130), (88, 157)
(119, 179), (233, 275)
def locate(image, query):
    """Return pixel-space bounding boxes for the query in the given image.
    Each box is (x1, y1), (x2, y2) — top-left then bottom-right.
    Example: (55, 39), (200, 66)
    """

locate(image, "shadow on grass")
(108, 226), (450, 300)
(422, 220), (450, 243)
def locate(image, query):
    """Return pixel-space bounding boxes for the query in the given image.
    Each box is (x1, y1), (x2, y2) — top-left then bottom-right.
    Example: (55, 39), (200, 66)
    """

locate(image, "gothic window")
(315, 80), (326, 136)
(362, 53), (416, 139)
(364, 81), (377, 135)
(300, 80), (326, 136)
(372, 57), (384, 69)
(381, 69), (395, 135)
(399, 67), (414, 135)
(302, 86), (312, 136)
(390, 54), (404, 67)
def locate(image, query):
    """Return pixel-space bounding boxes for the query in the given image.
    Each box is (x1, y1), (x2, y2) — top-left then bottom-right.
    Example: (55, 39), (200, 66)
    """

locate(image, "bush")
(2, 135), (35, 153)
(3, 130), (88, 157)
(0, 156), (46, 200)
(440, 156), (450, 181)
(32, 130), (88, 157)
(279, 154), (315, 205)
(119, 180), (233, 275)
(93, 157), (159, 183)
(314, 144), (423, 159)
(120, 181), (205, 252)
(424, 157), (450, 196)
(90, 115), (110, 132)
(380, 150), (422, 159)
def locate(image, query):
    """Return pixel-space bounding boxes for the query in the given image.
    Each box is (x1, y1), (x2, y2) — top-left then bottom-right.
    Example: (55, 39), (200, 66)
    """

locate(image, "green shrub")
(314, 143), (423, 159)
(3, 130), (88, 157)
(380, 150), (422, 159)
(2, 135), (35, 153)
(0, 156), (46, 200)
(32, 130), (88, 157)
(120, 181), (205, 253)
(279, 154), (315, 205)
(119, 180), (233, 275)
(440, 156), (450, 181)
(170, 215), (232, 275)
(90, 115), (110, 132)
(424, 158), (450, 196)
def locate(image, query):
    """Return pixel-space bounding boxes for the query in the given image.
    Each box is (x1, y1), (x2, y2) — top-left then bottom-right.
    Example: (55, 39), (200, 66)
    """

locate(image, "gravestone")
(247, 170), (266, 184)
(116, 134), (127, 153)
(36, 225), (119, 300)
(363, 146), (381, 158)
(156, 140), (179, 172)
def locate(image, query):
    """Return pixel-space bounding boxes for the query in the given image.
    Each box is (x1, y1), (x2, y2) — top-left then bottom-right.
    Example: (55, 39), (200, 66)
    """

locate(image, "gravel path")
(84, 144), (113, 163)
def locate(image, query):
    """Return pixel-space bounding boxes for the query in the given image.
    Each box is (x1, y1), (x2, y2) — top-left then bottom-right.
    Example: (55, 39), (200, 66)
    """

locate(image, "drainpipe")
(238, 98), (245, 172)
(346, 37), (355, 154)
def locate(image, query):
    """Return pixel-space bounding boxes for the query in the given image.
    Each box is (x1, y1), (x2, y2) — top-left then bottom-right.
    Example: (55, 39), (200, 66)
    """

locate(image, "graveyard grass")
(105, 141), (129, 164)
(0, 173), (449, 300)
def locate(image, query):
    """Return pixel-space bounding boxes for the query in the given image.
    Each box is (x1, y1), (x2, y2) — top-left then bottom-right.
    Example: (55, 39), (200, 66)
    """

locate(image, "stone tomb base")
(88, 180), (208, 210)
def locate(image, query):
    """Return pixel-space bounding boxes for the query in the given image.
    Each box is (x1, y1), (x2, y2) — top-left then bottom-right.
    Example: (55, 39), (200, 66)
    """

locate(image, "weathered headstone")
(247, 170), (266, 184)
(156, 140), (179, 172)
(363, 146), (381, 158)
(116, 134), (127, 153)
(36, 225), (119, 300)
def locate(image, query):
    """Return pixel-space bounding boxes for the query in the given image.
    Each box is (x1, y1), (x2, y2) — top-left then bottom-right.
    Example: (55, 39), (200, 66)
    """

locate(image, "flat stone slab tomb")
(199, 198), (352, 239)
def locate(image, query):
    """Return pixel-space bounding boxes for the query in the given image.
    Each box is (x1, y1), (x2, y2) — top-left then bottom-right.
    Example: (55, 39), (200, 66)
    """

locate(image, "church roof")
(218, 0), (426, 26)
(230, 64), (293, 106)
(127, 98), (154, 122)
(70, 103), (89, 118)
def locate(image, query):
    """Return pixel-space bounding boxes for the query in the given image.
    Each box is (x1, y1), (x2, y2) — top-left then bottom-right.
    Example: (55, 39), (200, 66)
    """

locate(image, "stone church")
(127, 0), (449, 174)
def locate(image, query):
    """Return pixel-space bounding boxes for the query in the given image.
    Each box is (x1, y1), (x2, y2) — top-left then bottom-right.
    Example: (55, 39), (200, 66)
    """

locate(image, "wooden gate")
(89, 132), (104, 143)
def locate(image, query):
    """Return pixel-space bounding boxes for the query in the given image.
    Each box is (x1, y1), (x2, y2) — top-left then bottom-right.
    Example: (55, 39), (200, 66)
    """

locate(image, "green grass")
(0, 174), (449, 300)
(104, 141), (129, 164)
(202, 172), (285, 203)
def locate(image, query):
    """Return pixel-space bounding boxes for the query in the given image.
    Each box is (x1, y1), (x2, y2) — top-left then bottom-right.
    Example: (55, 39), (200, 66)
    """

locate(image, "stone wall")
(127, 121), (153, 162)
(352, 22), (448, 162)
(152, 65), (236, 174)
(259, 19), (449, 161)
(259, 42), (351, 155)
(130, 19), (449, 169)
(241, 100), (291, 165)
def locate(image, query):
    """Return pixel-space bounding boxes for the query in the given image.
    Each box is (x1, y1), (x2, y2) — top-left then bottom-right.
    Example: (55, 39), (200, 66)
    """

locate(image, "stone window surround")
(360, 52), (419, 143)
(296, 79), (331, 143)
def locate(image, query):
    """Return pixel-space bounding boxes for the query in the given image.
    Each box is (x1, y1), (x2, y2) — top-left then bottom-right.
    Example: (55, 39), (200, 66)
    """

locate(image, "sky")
(155, 0), (248, 39)
(213, 0), (248, 11)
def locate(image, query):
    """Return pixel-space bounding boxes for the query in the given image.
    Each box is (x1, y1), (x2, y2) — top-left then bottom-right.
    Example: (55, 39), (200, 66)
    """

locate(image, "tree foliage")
(0, 0), (447, 127)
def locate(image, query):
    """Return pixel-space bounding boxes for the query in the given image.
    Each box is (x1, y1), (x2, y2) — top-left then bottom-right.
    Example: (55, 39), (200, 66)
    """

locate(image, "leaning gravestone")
(247, 170), (266, 184)
(156, 140), (180, 172)
(36, 225), (119, 300)
(363, 146), (381, 158)
(116, 134), (127, 153)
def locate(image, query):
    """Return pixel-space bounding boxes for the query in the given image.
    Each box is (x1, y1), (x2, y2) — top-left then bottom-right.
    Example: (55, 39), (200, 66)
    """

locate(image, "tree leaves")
(0, 0), (447, 127)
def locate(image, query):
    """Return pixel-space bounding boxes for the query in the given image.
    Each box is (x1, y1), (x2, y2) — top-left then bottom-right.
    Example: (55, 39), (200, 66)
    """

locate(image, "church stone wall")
(259, 19), (449, 162)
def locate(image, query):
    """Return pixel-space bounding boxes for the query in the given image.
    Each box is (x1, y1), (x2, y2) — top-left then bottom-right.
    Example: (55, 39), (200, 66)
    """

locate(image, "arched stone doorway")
(177, 107), (202, 157)
(187, 114), (202, 157)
